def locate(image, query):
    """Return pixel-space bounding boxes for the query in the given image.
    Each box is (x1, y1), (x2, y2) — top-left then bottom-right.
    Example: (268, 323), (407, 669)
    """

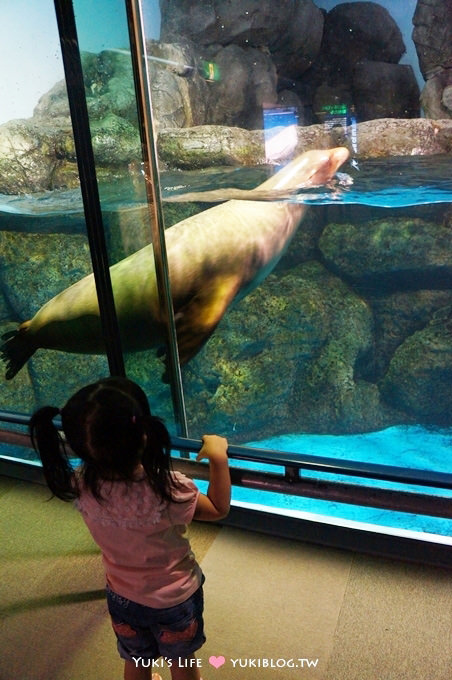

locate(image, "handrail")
(173, 436), (452, 491)
(0, 411), (30, 426)
(1, 412), (452, 491)
(2, 423), (452, 524)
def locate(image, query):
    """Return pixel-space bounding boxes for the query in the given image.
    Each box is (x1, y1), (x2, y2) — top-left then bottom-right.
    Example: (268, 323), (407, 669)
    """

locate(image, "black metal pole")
(124, 0), (188, 437)
(53, 0), (126, 377)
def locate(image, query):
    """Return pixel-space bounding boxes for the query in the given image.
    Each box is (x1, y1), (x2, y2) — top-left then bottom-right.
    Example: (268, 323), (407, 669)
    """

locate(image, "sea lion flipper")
(0, 322), (34, 380)
(175, 273), (242, 364)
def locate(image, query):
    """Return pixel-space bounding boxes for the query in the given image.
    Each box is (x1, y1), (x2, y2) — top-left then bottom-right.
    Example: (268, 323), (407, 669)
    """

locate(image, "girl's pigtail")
(141, 415), (177, 502)
(29, 406), (77, 501)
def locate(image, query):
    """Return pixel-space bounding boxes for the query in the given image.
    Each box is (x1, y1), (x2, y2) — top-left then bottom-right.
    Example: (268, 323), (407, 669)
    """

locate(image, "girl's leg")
(169, 655), (201, 680)
(124, 659), (152, 680)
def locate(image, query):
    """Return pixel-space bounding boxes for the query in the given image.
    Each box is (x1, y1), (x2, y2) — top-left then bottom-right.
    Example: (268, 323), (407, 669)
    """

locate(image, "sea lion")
(1, 147), (349, 379)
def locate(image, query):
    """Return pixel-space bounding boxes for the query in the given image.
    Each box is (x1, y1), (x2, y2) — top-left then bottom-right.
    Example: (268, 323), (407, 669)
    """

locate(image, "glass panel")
(70, 0), (179, 433)
(2, 0), (452, 542)
(0, 0), (175, 467)
(140, 0), (452, 536)
(0, 0), (109, 463)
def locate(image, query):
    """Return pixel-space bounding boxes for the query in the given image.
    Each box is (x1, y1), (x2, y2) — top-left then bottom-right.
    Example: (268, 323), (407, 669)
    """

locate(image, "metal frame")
(53, 0), (125, 377)
(124, 0), (188, 436)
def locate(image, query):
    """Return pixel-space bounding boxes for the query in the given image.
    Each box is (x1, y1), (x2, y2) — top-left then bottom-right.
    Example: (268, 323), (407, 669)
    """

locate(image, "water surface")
(1, 155), (451, 222)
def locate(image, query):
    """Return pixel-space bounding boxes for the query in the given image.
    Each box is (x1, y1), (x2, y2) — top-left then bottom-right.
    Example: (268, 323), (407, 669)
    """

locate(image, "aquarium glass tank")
(1, 0), (452, 543)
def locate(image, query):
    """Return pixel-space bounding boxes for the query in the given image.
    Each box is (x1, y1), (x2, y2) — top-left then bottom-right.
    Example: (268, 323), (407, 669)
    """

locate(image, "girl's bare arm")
(193, 435), (231, 521)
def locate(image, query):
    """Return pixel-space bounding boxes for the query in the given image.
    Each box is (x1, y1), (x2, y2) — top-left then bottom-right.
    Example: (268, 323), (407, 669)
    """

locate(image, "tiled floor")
(1, 477), (451, 680)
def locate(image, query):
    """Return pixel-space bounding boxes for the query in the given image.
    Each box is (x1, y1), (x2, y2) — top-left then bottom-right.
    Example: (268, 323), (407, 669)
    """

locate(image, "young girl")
(30, 376), (231, 680)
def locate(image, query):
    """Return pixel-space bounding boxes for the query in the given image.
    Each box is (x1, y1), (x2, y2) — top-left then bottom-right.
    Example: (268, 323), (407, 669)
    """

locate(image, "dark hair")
(30, 377), (177, 503)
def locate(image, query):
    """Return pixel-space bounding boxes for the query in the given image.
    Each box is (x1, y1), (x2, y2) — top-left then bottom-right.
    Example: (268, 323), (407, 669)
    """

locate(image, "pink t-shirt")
(74, 469), (202, 608)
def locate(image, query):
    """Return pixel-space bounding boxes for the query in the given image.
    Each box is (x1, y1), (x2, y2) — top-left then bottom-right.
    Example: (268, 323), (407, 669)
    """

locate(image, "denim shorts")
(106, 577), (206, 663)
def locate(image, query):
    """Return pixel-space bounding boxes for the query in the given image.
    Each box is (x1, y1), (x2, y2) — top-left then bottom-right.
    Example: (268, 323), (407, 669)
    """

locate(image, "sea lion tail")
(1, 323), (35, 380)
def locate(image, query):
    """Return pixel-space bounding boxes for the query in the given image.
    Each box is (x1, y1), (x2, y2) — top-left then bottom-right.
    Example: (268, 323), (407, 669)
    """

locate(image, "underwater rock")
(295, 347), (397, 434)
(380, 306), (452, 424)
(319, 217), (452, 291)
(0, 231), (109, 405)
(182, 261), (393, 438)
(277, 207), (326, 270)
(30, 351), (109, 407)
(1, 210), (450, 435)
(289, 264), (398, 434)
(122, 349), (179, 429)
(0, 290), (8, 324)
(352, 62), (420, 120)
(368, 289), (452, 380)
(0, 231), (92, 321)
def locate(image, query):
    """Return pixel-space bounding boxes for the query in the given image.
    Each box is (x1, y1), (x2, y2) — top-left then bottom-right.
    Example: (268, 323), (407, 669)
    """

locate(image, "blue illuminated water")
(161, 155), (452, 207)
(194, 425), (452, 539)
